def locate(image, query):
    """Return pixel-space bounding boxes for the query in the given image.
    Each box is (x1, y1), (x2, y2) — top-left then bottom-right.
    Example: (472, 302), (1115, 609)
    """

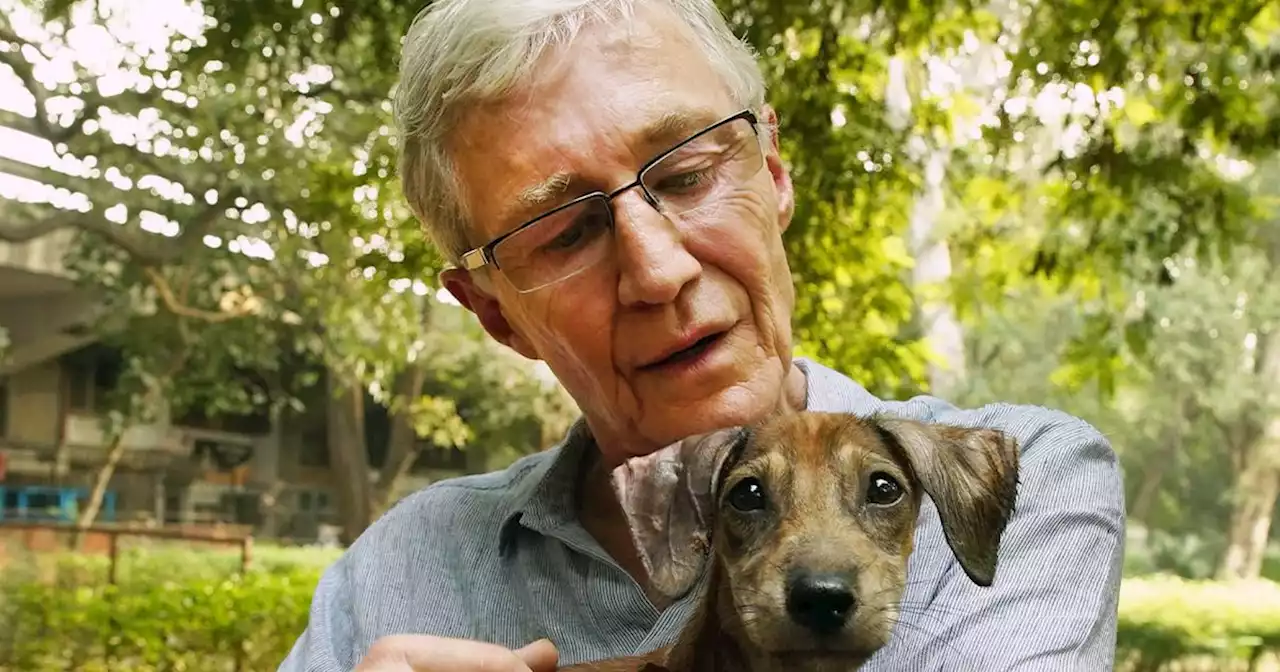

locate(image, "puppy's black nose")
(786, 572), (856, 635)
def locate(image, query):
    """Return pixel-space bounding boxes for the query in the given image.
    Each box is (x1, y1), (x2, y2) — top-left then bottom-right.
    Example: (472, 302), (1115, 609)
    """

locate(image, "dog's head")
(612, 411), (1019, 669)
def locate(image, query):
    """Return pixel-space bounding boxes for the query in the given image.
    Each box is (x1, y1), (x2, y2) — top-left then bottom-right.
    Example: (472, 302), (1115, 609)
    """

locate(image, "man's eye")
(654, 170), (711, 193)
(540, 212), (606, 252)
(544, 222), (586, 251)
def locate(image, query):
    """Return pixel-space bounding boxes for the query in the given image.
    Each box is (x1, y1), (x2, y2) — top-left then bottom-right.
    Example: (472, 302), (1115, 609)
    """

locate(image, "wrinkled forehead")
(444, 3), (742, 244)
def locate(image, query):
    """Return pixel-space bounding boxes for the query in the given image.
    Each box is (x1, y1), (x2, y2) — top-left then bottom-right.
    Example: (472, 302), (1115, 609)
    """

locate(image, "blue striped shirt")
(280, 358), (1125, 671)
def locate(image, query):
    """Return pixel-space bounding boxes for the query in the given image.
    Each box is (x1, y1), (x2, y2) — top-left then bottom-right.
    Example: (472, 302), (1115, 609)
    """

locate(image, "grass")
(3, 540), (1279, 671)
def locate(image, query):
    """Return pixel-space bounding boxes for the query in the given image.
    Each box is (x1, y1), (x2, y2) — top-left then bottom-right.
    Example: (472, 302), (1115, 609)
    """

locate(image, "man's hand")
(354, 635), (559, 671)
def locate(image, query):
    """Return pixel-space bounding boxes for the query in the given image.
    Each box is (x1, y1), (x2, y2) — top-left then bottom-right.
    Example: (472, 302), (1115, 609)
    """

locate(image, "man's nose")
(613, 191), (701, 307)
(785, 570), (857, 635)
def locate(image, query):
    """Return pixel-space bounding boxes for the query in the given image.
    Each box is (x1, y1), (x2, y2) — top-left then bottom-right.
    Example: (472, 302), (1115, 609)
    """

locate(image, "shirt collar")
(499, 416), (596, 545)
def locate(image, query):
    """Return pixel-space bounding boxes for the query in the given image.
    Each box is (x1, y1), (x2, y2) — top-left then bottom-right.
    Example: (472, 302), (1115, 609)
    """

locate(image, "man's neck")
(575, 361), (809, 603)
(592, 360), (810, 471)
(577, 449), (678, 609)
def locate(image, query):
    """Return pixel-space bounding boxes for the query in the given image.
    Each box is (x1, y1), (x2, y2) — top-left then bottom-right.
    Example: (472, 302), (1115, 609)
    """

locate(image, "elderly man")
(281, 0), (1125, 670)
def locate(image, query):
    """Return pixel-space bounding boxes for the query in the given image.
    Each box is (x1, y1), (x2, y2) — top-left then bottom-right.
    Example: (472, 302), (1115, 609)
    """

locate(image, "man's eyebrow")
(640, 109), (722, 147)
(494, 171), (572, 230)
(497, 109), (723, 228)
(517, 171), (572, 210)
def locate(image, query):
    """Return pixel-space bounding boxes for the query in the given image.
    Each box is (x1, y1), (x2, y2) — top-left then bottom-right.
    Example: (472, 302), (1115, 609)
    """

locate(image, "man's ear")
(440, 268), (538, 360)
(610, 428), (747, 599)
(759, 104), (795, 233)
(871, 417), (1020, 587)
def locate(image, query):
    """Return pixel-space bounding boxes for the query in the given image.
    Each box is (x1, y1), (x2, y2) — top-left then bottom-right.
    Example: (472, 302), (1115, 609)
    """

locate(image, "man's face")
(442, 5), (798, 461)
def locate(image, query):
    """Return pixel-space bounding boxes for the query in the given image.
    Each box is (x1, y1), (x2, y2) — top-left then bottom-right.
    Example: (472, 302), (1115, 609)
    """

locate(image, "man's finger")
(514, 639), (559, 672)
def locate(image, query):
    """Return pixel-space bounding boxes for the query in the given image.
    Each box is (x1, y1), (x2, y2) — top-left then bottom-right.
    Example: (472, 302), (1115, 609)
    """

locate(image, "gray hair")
(393, 0), (767, 266)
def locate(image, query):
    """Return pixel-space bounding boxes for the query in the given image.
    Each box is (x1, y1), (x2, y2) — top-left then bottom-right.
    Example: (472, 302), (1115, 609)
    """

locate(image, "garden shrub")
(1117, 574), (1280, 670)
(3, 547), (1279, 671)
(0, 568), (321, 672)
(0, 545), (332, 672)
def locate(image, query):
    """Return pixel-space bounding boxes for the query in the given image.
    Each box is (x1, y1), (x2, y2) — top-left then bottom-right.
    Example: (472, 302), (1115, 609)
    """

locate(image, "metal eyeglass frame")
(455, 109), (762, 287)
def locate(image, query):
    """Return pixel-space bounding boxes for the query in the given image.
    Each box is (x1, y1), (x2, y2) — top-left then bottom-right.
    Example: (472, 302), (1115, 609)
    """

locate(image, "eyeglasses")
(457, 109), (764, 293)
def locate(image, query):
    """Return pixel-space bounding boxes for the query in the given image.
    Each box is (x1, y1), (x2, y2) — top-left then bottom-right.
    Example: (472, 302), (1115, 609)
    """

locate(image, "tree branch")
(0, 24), (153, 147)
(50, 99), (100, 144)
(0, 155), (80, 189)
(0, 151), (242, 264)
(178, 198), (230, 247)
(142, 266), (257, 323)
(0, 108), (42, 137)
(0, 25), (54, 139)
(0, 207), (181, 262)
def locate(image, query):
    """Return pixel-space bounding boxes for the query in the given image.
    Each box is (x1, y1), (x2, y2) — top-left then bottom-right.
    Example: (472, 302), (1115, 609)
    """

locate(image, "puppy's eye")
(727, 477), (767, 512)
(866, 472), (904, 506)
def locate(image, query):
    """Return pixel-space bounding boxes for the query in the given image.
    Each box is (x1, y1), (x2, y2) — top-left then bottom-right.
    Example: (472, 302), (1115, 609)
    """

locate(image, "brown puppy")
(560, 410), (1020, 672)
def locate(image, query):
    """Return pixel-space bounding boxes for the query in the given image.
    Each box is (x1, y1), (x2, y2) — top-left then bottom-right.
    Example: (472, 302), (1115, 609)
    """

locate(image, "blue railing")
(0, 486), (117, 523)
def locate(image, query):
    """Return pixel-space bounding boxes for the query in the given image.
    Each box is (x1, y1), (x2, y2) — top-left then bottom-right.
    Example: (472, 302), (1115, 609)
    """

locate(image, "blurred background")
(0, 0), (1277, 669)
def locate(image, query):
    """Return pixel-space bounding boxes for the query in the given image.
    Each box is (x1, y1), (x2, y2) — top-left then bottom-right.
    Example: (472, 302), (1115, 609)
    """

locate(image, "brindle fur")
(560, 411), (1020, 672)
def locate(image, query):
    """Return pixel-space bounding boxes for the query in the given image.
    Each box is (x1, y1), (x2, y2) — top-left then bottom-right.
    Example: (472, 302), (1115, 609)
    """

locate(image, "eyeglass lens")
(494, 116), (762, 291)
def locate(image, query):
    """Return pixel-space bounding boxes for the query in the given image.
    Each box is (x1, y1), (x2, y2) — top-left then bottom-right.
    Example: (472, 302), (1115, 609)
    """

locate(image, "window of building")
(296, 489), (333, 515)
(63, 346), (122, 413)
(66, 363), (92, 412)
(298, 423), (330, 467)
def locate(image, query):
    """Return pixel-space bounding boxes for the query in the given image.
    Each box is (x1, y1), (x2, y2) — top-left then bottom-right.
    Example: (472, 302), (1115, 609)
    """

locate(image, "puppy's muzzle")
(786, 570), (857, 635)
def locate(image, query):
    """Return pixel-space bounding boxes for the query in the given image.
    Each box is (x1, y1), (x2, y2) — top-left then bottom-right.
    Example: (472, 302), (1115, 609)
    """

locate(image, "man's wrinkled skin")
(359, 4), (811, 671)
(558, 411), (1020, 672)
(439, 3), (807, 465)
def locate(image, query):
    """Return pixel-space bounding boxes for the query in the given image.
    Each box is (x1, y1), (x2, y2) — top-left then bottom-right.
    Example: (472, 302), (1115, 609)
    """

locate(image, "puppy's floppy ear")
(610, 428), (747, 599)
(872, 417), (1020, 587)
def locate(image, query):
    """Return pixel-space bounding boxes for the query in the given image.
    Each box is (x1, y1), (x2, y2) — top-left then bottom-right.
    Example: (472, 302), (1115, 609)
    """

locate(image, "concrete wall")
(0, 236), (345, 539)
(0, 354), (294, 529)
(4, 360), (60, 446)
(0, 233), (99, 377)
(0, 230), (74, 279)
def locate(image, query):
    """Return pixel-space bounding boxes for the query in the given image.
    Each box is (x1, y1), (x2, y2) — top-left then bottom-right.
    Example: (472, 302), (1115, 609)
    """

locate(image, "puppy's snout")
(785, 571), (856, 635)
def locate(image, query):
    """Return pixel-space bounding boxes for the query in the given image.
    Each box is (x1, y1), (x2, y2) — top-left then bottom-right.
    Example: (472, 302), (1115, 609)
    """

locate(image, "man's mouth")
(640, 331), (726, 371)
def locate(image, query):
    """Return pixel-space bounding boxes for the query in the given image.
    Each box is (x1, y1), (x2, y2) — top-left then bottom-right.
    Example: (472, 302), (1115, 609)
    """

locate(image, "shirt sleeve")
(277, 554), (357, 672)
(882, 412), (1126, 671)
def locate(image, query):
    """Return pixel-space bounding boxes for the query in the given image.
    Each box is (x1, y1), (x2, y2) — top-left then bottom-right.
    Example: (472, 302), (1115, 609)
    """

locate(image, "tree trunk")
(50, 436), (70, 485)
(887, 55), (966, 398)
(326, 370), (374, 545)
(1217, 453), (1279, 580)
(51, 364), (70, 484)
(1129, 464), (1168, 525)
(69, 431), (127, 549)
(371, 362), (429, 516)
(1131, 393), (1193, 524)
(908, 148), (966, 396)
(257, 479), (286, 538)
(1217, 327), (1280, 580)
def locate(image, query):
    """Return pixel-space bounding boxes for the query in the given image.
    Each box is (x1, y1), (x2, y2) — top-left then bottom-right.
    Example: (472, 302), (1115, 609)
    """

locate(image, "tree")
(12, 0), (1280, 545)
(939, 0), (1280, 577)
(1216, 159), (1280, 579)
(173, 0), (1280, 399)
(179, 0), (995, 400)
(956, 162), (1280, 580)
(946, 0), (1280, 380)
(0, 0), (570, 542)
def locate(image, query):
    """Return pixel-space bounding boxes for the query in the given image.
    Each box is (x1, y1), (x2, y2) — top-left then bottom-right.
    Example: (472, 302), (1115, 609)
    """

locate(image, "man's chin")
(636, 385), (782, 445)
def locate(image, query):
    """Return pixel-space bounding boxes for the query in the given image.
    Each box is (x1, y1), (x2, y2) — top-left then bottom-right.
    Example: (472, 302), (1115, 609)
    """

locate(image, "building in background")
(0, 233), (469, 541)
